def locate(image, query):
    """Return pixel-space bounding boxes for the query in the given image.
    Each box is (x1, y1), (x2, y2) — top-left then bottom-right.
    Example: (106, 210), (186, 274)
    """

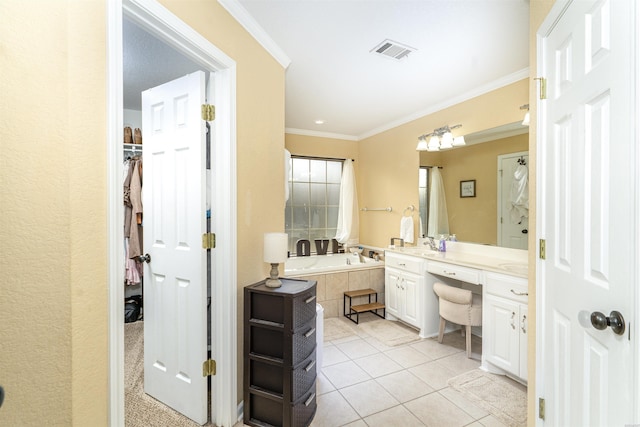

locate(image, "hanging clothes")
(509, 163), (529, 224)
(124, 157), (143, 285)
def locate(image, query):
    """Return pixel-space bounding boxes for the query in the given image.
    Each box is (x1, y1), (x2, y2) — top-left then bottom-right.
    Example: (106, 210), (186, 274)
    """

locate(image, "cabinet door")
(401, 273), (421, 328)
(519, 304), (528, 381)
(484, 294), (520, 375)
(385, 269), (401, 317)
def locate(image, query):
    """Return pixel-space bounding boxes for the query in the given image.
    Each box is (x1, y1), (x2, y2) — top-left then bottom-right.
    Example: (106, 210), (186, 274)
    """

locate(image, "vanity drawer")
(485, 272), (528, 303)
(385, 253), (425, 274)
(427, 261), (481, 285)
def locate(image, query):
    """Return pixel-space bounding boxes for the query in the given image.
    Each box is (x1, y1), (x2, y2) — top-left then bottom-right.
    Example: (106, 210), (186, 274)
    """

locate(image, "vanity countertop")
(386, 242), (528, 278)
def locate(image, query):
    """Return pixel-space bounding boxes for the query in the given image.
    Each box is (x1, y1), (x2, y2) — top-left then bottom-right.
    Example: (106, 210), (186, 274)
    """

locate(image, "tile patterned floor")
(310, 314), (526, 427)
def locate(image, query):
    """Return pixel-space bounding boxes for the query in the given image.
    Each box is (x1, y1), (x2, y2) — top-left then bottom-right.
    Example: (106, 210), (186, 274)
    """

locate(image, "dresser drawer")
(385, 253), (425, 275)
(427, 260), (481, 284)
(485, 272), (528, 303)
(249, 352), (317, 401)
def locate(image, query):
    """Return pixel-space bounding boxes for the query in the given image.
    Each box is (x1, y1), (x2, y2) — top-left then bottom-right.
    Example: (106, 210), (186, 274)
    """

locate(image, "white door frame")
(534, 0), (640, 423)
(107, 1), (238, 425)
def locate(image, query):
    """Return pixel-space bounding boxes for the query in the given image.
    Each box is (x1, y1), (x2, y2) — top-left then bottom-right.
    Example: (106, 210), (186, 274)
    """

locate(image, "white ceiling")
(123, 1), (530, 140)
(238, 0), (530, 140)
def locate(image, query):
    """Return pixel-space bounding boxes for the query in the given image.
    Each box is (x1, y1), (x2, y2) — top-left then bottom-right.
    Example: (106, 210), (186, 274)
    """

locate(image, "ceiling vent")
(371, 39), (416, 60)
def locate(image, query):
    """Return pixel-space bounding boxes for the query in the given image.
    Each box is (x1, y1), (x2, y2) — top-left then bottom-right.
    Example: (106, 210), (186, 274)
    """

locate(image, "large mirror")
(419, 122), (529, 248)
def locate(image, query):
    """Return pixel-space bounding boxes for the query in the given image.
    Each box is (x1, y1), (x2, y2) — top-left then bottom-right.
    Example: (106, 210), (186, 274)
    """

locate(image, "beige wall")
(358, 79), (529, 248)
(0, 1), (106, 425)
(0, 0), (285, 425)
(421, 133), (529, 245)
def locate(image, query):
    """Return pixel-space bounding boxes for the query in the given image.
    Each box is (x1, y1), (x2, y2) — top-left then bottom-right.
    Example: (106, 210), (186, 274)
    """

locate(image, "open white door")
(142, 71), (208, 425)
(537, 0), (637, 425)
(498, 151), (529, 249)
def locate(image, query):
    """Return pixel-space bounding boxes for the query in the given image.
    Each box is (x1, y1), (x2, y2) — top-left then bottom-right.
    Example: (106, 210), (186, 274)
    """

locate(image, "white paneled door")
(538, 0), (637, 425)
(142, 71), (208, 425)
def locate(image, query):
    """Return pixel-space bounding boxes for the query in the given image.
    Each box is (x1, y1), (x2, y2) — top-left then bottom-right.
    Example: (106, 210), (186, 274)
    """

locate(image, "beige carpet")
(124, 321), (213, 426)
(448, 369), (527, 427)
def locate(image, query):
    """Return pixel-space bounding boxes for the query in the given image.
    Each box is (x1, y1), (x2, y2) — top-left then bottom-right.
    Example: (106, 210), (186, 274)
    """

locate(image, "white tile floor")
(310, 314), (526, 427)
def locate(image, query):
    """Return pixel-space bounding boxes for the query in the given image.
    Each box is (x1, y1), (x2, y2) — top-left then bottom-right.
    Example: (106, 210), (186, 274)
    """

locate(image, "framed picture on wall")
(460, 180), (476, 198)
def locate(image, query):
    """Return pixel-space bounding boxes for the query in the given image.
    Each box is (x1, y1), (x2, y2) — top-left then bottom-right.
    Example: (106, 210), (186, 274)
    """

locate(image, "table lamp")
(264, 232), (288, 288)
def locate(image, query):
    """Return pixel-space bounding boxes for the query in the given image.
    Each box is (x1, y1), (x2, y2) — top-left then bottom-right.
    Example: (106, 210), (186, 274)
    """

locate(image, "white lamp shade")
(453, 136), (466, 146)
(440, 131), (453, 146)
(264, 232), (288, 263)
(428, 136), (440, 149)
(522, 111), (530, 126)
(416, 137), (428, 151)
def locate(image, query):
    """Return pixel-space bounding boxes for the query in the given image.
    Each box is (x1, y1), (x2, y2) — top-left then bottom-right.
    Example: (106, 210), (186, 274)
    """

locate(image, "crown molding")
(285, 128), (359, 141)
(217, 0), (291, 69)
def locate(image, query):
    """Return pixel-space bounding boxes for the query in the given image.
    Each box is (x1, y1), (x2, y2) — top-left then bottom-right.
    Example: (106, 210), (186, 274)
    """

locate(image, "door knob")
(522, 229), (528, 234)
(590, 310), (625, 335)
(137, 253), (151, 264)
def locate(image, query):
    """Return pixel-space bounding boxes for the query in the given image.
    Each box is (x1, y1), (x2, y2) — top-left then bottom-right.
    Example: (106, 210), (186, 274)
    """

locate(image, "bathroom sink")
(498, 263), (528, 275)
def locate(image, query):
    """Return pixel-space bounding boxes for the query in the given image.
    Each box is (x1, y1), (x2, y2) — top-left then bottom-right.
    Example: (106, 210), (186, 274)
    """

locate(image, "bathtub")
(285, 253), (386, 318)
(285, 253), (383, 276)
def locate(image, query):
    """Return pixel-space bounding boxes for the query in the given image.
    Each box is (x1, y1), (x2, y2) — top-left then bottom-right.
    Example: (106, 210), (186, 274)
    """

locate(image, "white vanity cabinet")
(384, 252), (424, 330)
(483, 272), (528, 382)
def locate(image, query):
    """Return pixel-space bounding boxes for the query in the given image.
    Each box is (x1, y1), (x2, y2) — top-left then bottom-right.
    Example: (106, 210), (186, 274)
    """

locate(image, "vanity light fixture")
(416, 124), (465, 151)
(520, 104), (530, 126)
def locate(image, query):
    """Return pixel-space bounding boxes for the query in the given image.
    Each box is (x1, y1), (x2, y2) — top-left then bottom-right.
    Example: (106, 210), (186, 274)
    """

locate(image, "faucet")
(427, 237), (439, 251)
(390, 237), (404, 247)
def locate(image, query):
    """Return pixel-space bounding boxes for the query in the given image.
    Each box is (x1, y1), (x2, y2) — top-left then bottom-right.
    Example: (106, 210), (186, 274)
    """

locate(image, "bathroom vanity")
(384, 242), (528, 383)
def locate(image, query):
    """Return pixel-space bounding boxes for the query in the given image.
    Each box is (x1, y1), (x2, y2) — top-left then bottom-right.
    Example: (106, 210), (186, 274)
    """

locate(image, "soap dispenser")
(438, 235), (446, 252)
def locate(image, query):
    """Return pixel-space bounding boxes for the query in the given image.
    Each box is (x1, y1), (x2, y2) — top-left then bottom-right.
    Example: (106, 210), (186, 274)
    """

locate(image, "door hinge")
(202, 359), (216, 377)
(201, 104), (215, 121)
(202, 233), (216, 249)
(539, 239), (546, 259)
(534, 77), (547, 100)
(538, 397), (545, 420)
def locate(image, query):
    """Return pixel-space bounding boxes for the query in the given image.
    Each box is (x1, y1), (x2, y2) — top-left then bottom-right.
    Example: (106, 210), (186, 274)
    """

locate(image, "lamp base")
(265, 262), (282, 288)
(265, 278), (282, 288)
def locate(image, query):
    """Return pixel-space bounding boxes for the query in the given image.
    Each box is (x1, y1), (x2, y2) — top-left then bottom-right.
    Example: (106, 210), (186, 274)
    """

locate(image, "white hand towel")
(400, 216), (414, 244)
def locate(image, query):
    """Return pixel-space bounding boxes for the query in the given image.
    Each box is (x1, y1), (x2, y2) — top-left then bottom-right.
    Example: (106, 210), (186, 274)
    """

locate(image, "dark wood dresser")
(243, 278), (318, 427)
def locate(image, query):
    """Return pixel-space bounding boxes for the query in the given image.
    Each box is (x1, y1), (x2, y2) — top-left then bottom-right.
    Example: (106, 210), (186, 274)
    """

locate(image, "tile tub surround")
(286, 268), (385, 318)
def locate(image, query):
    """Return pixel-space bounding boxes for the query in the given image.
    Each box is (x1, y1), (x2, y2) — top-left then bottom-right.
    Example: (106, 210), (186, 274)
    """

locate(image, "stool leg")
(438, 317), (446, 343)
(465, 325), (472, 358)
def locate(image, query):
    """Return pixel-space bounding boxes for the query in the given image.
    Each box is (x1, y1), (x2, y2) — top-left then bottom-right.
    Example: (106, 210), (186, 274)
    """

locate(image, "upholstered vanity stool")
(433, 282), (482, 358)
